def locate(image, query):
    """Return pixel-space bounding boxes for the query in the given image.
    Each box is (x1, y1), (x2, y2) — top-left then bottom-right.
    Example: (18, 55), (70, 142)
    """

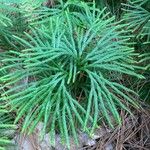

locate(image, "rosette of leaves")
(0, 2), (144, 148)
(0, 0), (47, 50)
(0, 0), (27, 50)
(122, 0), (150, 95)
(122, 0), (150, 44)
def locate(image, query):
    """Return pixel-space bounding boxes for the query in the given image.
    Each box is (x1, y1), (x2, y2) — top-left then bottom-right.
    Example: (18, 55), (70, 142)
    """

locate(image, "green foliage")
(122, 0), (150, 103)
(0, 1), (145, 148)
(0, 0), (149, 149)
(0, 1), (25, 50)
(0, 109), (16, 150)
(122, 0), (150, 44)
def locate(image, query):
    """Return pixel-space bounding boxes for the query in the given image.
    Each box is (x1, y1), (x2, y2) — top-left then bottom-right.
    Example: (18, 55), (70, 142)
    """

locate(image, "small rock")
(105, 143), (113, 150)
(78, 131), (96, 146)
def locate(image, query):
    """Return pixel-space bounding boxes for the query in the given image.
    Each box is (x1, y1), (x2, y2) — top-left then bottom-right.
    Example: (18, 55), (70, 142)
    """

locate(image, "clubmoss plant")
(0, 0), (149, 149)
(0, 1), (145, 148)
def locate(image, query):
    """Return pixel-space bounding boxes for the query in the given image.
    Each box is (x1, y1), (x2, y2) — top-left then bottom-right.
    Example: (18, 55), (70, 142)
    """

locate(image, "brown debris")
(92, 109), (150, 150)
